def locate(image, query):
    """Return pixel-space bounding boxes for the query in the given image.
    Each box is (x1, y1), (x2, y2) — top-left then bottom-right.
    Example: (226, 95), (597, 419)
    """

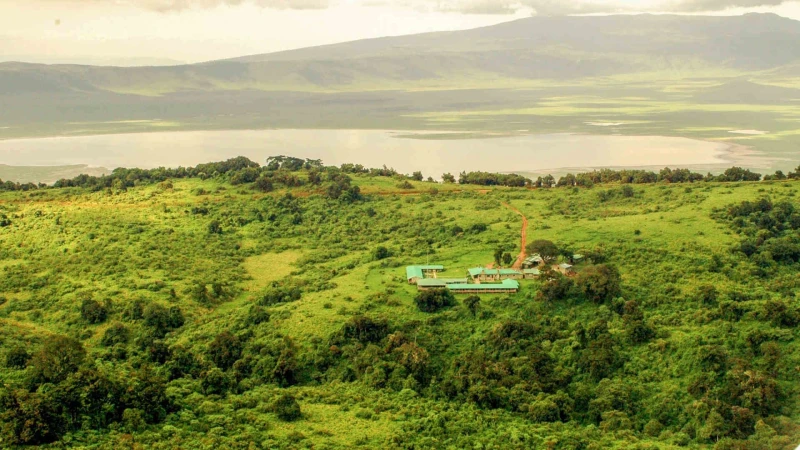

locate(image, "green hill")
(1, 159), (799, 448)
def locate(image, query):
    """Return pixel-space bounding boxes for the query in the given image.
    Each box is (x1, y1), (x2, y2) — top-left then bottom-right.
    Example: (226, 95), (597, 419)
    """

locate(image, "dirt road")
(501, 202), (528, 270)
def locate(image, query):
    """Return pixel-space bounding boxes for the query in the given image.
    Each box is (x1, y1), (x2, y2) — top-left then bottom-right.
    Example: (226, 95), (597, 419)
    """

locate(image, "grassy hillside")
(1, 159), (799, 448)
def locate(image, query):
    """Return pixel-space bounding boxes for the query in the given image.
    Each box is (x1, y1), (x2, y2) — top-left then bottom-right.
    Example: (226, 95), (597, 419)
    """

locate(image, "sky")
(1, 0), (800, 64)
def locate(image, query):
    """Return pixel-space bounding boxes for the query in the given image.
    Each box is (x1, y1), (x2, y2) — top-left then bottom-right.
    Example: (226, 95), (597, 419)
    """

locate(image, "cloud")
(363, 0), (795, 16)
(31, 0), (331, 12)
(26, 0), (796, 14)
(664, 0), (789, 12)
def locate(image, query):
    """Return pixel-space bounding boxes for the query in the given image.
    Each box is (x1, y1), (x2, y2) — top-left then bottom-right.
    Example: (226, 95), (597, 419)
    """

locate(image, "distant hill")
(2, 13), (800, 95)
(693, 80), (800, 104)
(3, 13), (800, 152)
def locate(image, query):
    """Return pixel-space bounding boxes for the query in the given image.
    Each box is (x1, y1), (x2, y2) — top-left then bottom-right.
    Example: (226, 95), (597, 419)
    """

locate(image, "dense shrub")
(575, 264), (622, 304)
(273, 394), (302, 421)
(30, 335), (86, 384)
(101, 322), (130, 347)
(5, 346), (30, 369)
(80, 299), (108, 324)
(414, 288), (455, 313)
(208, 331), (243, 370)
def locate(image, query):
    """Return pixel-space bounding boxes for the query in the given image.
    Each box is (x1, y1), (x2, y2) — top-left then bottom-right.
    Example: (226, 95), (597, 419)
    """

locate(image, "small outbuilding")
(523, 254), (545, 269)
(555, 263), (575, 276)
(523, 268), (541, 279)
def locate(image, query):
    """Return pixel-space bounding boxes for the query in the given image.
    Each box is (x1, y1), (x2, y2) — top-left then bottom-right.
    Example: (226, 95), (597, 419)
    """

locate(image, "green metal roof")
(417, 279), (447, 287)
(447, 279), (520, 292)
(406, 266), (424, 280)
(407, 265), (446, 280)
(523, 269), (541, 275)
(439, 278), (469, 284)
(468, 267), (521, 277)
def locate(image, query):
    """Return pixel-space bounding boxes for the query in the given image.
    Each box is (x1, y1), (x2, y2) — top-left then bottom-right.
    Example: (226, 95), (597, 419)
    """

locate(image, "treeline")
(0, 156), (391, 196)
(3, 154), (798, 194)
(454, 166), (800, 188)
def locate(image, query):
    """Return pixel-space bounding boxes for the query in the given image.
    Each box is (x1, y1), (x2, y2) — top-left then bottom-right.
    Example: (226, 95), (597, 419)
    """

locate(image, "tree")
(502, 252), (513, 266)
(537, 272), (574, 302)
(273, 394), (302, 421)
(494, 248), (504, 266)
(100, 322), (129, 347)
(442, 173), (456, 183)
(30, 335), (86, 384)
(415, 288), (455, 313)
(254, 175), (274, 192)
(576, 264), (622, 304)
(80, 299), (108, 324)
(208, 331), (243, 370)
(0, 389), (63, 445)
(373, 246), (392, 261)
(622, 300), (654, 344)
(526, 240), (560, 263)
(201, 368), (232, 396)
(464, 295), (481, 316)
(411, 171), (424, 181)
(342, 315), (389, 344)
(144, 303), (184, 338)
(208, 220), (223, 234)
(5, 346), (30, 369)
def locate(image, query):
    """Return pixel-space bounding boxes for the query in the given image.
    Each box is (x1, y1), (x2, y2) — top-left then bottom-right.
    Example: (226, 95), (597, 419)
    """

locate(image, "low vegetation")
(0, 157), (798, 449)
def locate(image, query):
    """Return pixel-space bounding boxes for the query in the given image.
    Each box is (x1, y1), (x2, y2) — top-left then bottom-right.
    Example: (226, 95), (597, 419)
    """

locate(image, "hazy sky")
(2, 0), (800, 64)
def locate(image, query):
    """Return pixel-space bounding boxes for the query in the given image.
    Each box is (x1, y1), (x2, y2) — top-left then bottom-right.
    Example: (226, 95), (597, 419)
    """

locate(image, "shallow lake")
(0, 129), (740, 176)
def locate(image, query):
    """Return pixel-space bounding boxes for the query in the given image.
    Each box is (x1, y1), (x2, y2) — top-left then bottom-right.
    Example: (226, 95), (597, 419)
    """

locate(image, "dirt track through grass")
(502, 202), (528, 270)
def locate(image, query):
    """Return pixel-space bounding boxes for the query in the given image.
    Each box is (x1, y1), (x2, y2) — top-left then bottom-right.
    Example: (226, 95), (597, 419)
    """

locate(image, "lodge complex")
(406, 253), (584, 295)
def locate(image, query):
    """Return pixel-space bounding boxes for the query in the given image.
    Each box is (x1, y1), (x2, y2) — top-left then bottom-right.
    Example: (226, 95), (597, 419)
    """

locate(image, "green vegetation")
(1, 157), (799, 448)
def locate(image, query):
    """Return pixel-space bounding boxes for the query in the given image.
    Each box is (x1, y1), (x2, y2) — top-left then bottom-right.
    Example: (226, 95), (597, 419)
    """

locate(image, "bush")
(414, 288), (455, 313)
(537, 273), (574, 302)
(208, 331), (243, 370)
(80, 299), (108, 324)
(5, 346), (30, 369)
(463, 295), (481, 316)
(343, 315), (389, 343)
(575, 264), (622, 304)
(397, 181), (414, 189)
(143, 304), (184, 337)
(30, 335), (85, 384)
(201, 368), (232, 395)
(274, 394), (302, 421)
(529, 399), (560, 423)
(100, 322), (129, 347)
(373, 246), (392, 260)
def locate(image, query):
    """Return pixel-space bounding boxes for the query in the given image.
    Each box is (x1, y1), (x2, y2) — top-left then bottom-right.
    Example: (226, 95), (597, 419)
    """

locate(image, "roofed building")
(523, 254), (545, 268)
(523, 268), (541, 279)
(417, 278), (469, 291)
(467, 267), (522, 283)
(448, 279), (520, 294)
(555, 263), (575, 276)
(406, 265), (445, 284)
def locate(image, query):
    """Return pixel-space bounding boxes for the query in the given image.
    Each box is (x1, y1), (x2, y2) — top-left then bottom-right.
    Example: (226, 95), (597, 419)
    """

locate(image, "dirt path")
(501, 202), (529, 270)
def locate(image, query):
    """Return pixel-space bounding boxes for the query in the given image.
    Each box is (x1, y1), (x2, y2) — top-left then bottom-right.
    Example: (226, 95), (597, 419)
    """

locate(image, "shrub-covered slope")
(0, 160), (799, 449)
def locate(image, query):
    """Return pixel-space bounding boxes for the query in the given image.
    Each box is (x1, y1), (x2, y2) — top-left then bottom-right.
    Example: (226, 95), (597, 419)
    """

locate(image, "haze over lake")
(0, 129), (746, 177)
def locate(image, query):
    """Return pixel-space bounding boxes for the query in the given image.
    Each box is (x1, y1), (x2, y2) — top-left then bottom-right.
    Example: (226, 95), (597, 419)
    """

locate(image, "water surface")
(0, 129), (736, 176)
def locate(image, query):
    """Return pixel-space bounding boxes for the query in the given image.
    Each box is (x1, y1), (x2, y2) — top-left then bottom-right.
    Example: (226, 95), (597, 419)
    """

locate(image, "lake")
(0, 129), (745, 179)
